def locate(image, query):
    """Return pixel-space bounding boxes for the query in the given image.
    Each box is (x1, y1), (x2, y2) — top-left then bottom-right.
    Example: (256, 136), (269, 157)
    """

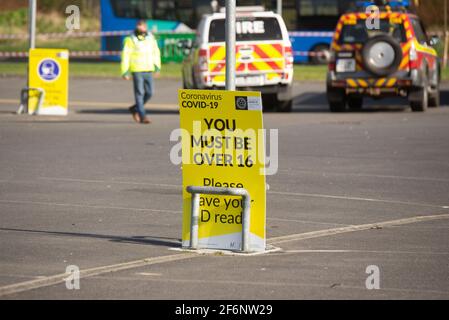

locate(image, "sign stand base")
(169, 244), (281, 257)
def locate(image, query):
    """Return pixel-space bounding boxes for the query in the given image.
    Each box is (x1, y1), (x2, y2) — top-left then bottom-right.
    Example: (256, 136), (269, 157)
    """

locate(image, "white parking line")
(282, 249), (449, 255)
(266, 217), (351, 227)
(0, 199), (180, 214)
(0, 253), (194, 298)
(39, 176), (448, 209)
(135, 272), (162, 277)
(268, 214), (449, 245)
(279, 169), (449, 183)
(269, 190), (447, 209)
(1, 213), (449, 297)
(39, 176), (181, 189)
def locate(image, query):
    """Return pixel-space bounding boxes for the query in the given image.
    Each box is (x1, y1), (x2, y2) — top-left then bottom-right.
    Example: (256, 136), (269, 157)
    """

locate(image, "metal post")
(225, 0), (236, 91)
(186, 186), (252, 253)
(444, 0), (448, 68)
(29, 0), (37, 49)
(277, 0), (282, 16)
(190, 193), (200, 249)
(241, 189), (251, 253)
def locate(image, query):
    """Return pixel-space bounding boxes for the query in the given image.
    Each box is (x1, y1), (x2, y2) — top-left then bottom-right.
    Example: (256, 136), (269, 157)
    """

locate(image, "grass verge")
(1, 61), (448, 82)
(0, 61), (328, 81)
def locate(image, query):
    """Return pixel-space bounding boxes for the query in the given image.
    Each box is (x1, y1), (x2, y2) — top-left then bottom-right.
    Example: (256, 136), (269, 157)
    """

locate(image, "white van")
(182, 7), (294, 112)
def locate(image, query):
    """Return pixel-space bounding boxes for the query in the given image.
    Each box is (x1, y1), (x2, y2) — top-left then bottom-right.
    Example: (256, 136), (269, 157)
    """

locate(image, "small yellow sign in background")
(179, 89), (266, 252)
(28, 48), (69, 115)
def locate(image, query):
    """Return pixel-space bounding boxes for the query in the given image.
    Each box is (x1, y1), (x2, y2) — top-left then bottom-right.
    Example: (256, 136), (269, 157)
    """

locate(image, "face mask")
(135, 29), (148, 38)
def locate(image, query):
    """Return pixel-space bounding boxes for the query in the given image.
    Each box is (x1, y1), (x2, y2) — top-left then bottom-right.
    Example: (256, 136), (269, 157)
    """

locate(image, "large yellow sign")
(179, 89), (266, 252)
(28, 48), (69, 115)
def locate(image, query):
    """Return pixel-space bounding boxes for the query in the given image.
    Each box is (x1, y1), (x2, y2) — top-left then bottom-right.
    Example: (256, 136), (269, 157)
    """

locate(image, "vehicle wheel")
(310, 44), (330, 65)
(327, 87), (347, 112)
(347, 96), (363, 110)
(276, 99), (293, 112)
(428, 86), (440, 108)
(262, 94), (277, 112)
(409, 77), (429, 112)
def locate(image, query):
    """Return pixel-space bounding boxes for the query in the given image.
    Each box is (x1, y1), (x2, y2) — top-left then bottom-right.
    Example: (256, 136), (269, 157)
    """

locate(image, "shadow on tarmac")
(77, 108), (179, 115)
(0, 227), (182, 248)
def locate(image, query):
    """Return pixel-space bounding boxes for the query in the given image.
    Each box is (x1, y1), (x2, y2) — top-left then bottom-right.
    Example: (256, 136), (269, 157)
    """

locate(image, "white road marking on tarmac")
(282, 249), (449, 255)
(0, 199), (180, 214)
(136, 272), (162, 276)
(0, 253), (194, 298)
(0, 195), (349, 227)
(266, 217), (351, 227)
(269, 190), (447, 209)
(279, 168), (449, 183)
(268, 214), (449, 245)
(38, 177), (182, 189)
(1, 213), (449, 297)
(38, 176), (448, 209)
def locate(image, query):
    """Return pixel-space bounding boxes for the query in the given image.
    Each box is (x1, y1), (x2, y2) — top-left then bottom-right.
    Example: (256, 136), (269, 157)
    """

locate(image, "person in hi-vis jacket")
(121, 20), (161, 124)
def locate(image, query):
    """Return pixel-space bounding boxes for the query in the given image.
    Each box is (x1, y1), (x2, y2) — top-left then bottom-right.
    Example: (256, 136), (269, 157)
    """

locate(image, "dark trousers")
(131, 72), (153, 121)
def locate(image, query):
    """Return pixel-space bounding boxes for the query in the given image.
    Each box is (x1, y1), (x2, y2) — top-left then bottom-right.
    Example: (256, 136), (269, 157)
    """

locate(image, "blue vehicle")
(281, 0), (360, 64)
(100, 0), (206, 62)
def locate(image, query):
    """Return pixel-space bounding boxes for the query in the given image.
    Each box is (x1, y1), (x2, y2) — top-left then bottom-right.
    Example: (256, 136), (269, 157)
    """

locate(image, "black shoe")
(129, 107), (140, 123)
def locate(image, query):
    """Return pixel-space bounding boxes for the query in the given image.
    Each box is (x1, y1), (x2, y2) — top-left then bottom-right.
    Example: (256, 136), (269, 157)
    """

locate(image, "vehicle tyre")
(327, 87), (347, 112)
(362, 35), (403, 77)
(428, 87), (440, 108)
(276, 99), (293, 112)
(429, 69), (440, 108)
(311, 44), (330, 65)
(347, 96), (363, 110)
(262, 94), (277, 112)
(409, 75), (429, 112)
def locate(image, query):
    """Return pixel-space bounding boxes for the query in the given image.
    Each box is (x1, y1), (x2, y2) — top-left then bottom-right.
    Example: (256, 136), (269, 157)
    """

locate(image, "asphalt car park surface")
(0, 77), (448, 299)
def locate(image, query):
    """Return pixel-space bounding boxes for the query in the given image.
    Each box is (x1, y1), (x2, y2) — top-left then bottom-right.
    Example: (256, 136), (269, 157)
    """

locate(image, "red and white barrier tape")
(289, 31), (334, 38)
(294, 51), (328, 57)
(1, 50), (327, 58)
(0, 30), (333, 40)
(0, 30), (133, 40)
(0, 52), (29, 58)
(0, 51), (122, 58)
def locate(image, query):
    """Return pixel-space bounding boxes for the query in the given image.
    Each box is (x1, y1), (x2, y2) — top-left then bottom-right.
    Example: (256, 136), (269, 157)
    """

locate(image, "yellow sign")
(179, 89), (266, 251)
(28, 48), (69, 115)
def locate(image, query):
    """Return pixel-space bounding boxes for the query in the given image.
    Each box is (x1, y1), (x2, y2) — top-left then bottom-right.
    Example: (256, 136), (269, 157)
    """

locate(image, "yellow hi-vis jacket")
(121, 33), (161, 75)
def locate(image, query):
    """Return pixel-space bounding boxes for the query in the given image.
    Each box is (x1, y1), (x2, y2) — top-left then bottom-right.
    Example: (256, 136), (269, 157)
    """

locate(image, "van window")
(208, 17), (283, 42)
(410, 18), (427, 44)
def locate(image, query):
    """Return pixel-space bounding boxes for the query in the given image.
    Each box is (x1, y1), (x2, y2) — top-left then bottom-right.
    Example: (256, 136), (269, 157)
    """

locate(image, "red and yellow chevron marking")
(208, 45), (245, 74)
(247, 44), (284, 72)
(345, 78), (398, 88)
(207, 43), (285, 83)
(208, 44), (284, 75)
(399, 41), (411, 70)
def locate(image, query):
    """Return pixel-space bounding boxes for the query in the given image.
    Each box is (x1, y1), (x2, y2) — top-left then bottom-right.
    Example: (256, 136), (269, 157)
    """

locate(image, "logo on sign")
(38, 59), (60, 82)
(235, 96), (248, 110)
